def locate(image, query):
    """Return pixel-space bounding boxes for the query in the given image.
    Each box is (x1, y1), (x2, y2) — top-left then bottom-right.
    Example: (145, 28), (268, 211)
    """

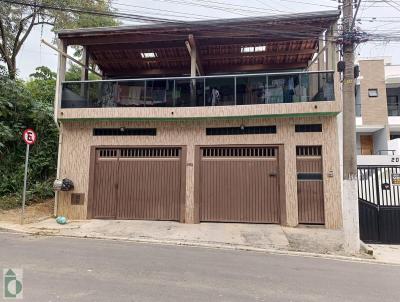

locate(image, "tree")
(26, 66), (56, 104)
(0, 0), (118, 79)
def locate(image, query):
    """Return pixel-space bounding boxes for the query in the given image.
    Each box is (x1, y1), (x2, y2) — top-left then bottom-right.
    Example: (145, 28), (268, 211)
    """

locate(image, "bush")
(0, 67), (58, 209)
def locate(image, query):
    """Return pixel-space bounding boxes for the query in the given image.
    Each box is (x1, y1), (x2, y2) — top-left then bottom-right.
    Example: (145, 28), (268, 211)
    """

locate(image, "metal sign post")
(21, 129), (37, 225)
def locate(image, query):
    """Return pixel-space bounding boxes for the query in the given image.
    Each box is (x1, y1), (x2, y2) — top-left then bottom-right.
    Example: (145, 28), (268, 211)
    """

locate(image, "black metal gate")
(358, 166), (400, 243)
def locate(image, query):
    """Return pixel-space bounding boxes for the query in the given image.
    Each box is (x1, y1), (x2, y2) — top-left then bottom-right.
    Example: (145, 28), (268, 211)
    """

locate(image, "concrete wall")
(356, 133), (361, 155)
(373, 127), (390, 155)
(359, 60), (389, 125)
(56, 115), (343, 229)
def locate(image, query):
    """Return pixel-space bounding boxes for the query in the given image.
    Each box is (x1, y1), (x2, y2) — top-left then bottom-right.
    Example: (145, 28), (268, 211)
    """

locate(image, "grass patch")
(0, 194), (21, 210)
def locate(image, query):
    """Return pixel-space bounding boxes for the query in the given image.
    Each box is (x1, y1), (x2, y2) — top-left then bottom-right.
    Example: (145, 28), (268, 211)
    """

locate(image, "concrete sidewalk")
(367, 244), (400, 264)
(0, 218), (349, 256)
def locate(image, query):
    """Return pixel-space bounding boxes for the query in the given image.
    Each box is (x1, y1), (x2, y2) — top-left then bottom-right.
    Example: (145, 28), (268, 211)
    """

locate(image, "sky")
(16, 0), (400, 79)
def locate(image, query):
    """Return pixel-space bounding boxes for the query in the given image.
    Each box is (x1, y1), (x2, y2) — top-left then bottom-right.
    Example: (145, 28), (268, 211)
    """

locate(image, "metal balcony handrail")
(62, 70), (335, 84)
(378, 150), (396, 155)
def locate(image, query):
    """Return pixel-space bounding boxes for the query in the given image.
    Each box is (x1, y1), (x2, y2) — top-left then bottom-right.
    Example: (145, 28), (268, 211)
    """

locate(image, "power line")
(0, 0), (338, 43)
(0, 0), (188, 24)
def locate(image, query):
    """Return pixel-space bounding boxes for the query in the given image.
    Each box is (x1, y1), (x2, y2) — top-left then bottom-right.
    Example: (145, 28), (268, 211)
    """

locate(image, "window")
(296, 146), (322, 156)
(140, 52), (157, 59)
(388, 95), (400, 116)
(390, 134), (400, 140)
(240, 45), (266, 53)
(295, 124), (322, 133)
(355, 85), (361, 117)
(206, 126), (276, 135)
(368, 89), (379, 97)
(93, 128), (156, 136)
(297, 173), (323, 181)
(202, 147), (276, 157)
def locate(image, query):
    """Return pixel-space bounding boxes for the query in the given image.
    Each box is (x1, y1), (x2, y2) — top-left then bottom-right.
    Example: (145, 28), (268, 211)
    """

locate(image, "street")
(0, 232), (399, 302)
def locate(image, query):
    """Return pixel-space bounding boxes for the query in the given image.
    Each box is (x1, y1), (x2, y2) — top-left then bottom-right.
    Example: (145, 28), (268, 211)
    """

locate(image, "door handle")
(269, 173), (277, 177)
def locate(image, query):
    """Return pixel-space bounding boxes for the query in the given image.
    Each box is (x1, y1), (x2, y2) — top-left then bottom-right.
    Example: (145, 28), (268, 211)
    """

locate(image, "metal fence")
(358, 166), (400, 243)
(358, 166), (400, 206)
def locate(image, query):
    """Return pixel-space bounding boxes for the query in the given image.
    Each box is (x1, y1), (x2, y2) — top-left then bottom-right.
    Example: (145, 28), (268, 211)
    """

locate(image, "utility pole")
(341, 0), (360, 253)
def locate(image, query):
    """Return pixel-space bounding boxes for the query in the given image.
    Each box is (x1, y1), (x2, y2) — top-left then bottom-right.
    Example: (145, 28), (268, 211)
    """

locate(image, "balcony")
(59, 71), (339, 121)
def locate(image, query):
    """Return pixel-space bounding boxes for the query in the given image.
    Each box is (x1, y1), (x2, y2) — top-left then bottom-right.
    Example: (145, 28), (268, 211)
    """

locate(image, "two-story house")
(356, 57), (400, 156)
(54, 10), (343, 229)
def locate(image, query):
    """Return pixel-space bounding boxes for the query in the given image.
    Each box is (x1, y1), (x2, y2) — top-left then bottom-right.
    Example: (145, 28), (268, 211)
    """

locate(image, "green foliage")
(26, 66), (57, 105)
(0, 66), (59, 209)
(0, 0), (118, 78)
(0, 195), (20, 210)
(50, 0), (119, 31)
(65, 63), (101, 81)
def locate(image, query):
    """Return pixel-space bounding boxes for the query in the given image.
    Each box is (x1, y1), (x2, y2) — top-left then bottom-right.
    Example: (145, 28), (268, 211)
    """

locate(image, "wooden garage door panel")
(117, 159), (181, 220)
(92, 160), (118, 218)
(199, 147), (280, 223)
(91, 147), (182, 221)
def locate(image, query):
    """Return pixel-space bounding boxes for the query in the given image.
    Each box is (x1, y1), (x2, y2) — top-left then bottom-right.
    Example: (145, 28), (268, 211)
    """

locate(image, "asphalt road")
(0, 232), (399, 302)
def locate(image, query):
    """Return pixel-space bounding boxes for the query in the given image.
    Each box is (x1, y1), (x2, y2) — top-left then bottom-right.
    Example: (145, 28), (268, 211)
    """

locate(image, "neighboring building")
(54, 10), (343, 229)
(356, 57), (400, 155)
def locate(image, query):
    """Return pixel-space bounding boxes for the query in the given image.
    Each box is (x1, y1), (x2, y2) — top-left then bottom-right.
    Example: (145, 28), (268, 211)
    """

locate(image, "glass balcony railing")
(61, 71), (335, 109)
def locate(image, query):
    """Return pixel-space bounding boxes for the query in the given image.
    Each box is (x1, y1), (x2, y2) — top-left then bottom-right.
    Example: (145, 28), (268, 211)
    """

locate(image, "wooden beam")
(86, 38), (317, 55)
(185, 37), (204, 76)
(81, 46), (89, 81)
(203, 48), (316, 60)
(326, 25), (336, 71)
(188, 34), (204, 76)
(41, 39), (102, 77)
(318, 34), (325, 71)
(65, 32), (320, 49)
(93, 48), (316, 66)
(206, 62), (308, 74)
(63, 35), (185, 47)
(104, 62), (308, 77)
(54, 38), (67, 124)
(307, 44), (327, 70)
(88, 41), (187, 52)
(80, 46), (89, 98)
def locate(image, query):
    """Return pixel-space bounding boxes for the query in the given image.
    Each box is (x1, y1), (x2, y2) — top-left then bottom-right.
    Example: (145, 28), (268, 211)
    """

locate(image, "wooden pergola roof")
(58, 10), (340, 78)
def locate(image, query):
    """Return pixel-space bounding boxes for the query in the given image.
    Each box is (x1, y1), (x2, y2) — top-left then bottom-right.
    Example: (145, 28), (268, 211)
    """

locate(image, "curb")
(360, 241), (374, 255)
(2, 224), (398, 266)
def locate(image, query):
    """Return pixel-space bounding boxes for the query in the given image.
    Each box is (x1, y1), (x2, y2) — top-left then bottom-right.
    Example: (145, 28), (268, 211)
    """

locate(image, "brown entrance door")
(92, 149), (119, 218)
(296, 146), (325, 224)
(360, 135), (374, 155)
(198, 146), (280, 223)
(90, 147), (183, 221)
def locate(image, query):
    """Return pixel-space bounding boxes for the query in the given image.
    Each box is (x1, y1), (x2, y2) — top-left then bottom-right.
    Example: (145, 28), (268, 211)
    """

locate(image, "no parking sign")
(21, 129), (37, 224)
(22, 129), (37, 145)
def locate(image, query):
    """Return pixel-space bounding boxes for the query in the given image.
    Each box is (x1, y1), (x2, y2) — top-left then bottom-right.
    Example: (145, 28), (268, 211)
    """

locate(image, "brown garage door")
(199, 146), (280, 223)
(90, 147), (184, 221)
(296, 146), (325, 224)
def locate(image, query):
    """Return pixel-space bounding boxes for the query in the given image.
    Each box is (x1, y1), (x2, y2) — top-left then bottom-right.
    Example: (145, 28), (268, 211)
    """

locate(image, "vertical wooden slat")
(92, 147), (182, 221)
(92, 149), (118, 218)
(297, 146), (324, 224)
(199, 147), (279, 223)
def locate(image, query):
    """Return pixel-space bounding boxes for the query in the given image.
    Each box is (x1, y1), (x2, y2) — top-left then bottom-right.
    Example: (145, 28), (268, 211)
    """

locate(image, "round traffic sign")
(22, 129), (37, 145)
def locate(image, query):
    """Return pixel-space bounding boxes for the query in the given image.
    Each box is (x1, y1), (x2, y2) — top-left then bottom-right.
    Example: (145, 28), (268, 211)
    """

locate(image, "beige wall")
(58, 100), (341, 122)
(359, 60), (389, 125)
(57, 115), (342, 229)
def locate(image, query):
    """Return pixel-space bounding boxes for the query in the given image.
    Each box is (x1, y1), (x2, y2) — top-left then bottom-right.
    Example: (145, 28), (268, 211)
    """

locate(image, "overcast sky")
(16, 0), (400, 79)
